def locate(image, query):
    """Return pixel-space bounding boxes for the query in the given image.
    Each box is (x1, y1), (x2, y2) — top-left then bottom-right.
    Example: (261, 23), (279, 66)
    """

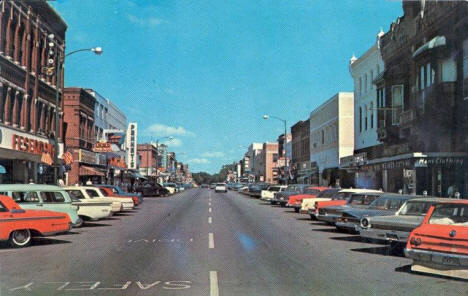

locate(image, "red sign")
(108, 157), (127, 169)
(93, 142), (112, 152)
(41, 153), (53, 166)
(11, 134), (56, 156)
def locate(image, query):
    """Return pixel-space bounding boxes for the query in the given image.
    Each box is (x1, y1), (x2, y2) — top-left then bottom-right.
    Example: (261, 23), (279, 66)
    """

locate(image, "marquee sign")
(0, 127), (56, 156)
(93, 142), (112, 152)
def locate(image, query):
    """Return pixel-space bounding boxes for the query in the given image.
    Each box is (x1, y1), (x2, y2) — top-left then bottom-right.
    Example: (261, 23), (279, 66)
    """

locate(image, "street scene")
(0, 0), (468, 295)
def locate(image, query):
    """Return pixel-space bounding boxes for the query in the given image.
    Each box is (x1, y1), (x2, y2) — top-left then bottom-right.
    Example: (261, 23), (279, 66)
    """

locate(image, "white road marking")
(209, 207), (212, 213)
(208, 217), (212, 224)
(209, 202), (212, 206)
(209, 233), (214, 249)
(210, 271), (219, 296)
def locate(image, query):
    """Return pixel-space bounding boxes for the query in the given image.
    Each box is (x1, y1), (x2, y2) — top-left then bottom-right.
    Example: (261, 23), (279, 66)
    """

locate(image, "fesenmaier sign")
(0, 127), (56, 156)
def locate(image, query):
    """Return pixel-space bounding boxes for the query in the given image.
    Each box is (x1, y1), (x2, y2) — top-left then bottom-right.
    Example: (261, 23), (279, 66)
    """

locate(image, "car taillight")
(344, 218), (348, 222)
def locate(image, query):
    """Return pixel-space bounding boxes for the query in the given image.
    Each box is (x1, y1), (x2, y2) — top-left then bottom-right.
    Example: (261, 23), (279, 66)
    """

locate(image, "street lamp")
(263, 114), (288, 184)
(52, 41), (103, 184)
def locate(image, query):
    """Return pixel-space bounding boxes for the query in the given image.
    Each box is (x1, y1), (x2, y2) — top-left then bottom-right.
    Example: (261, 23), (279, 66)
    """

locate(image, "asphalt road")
(0, 188), (467, 296)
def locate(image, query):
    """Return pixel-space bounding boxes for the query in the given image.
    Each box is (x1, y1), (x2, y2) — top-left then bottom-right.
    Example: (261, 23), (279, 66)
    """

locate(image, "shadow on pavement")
(258, 202), (271, 206)
(351, 246), (403, 258)
(103, 217), (120, 221)
(81, 222), (112, 228)
(296, 217), (312, 221)
(114, 213), (133, 216)
(312, 228), (341, 233)
(31, 238), (72, 246)
(330, 235), (367, 243)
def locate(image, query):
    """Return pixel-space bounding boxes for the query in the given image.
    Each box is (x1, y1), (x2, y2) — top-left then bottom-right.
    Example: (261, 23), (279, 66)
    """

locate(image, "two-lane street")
(1, 189), (466, 296)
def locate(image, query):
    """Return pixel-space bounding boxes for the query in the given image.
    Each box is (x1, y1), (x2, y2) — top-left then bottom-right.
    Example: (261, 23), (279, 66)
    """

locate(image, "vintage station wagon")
(0, 195), (71, 247)
(0, 184), (81, 227)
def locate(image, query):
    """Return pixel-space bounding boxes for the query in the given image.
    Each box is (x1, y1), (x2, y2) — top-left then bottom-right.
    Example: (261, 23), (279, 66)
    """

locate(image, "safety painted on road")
(8, 281), (192, 292)
(210, 271), (219, 296)
(209, 233), (214, 249)
(209, 207), (212, 213)
(126, 238), (194, 244)
(208, 217), (212, 224)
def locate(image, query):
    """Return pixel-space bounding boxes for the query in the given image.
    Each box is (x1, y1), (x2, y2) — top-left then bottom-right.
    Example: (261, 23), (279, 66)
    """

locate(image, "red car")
(99, 187), (139, 206)
(287, 187), (328, 213)
(0, 195), (71, 248)
(405, 200), (468, 280)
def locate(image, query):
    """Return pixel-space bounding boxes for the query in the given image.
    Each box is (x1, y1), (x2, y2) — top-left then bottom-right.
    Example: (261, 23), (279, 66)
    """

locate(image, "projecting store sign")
(93, 142), (112, 152)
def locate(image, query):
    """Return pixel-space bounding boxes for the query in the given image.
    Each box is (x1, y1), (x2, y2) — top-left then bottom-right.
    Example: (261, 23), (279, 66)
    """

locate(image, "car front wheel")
(9, 229), (32, 248)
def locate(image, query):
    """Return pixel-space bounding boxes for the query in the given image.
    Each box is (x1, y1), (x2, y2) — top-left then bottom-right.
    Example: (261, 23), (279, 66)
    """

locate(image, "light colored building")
(309, 92), (354, 187)
(126, 123), (138, 170)
(246, 143), (263, 174)
(87, 89), (109, 142)
(106, 100), (127, 131)
(347, 30), (385, 189)
(350, 30), (384, 151)
(254, 142), (279, 183)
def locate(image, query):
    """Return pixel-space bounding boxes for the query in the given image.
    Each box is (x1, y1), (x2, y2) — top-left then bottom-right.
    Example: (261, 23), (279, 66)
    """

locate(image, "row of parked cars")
(0, 183), (144, 248)
(241, 183), (468, 280)
(135, 182), (191, 197)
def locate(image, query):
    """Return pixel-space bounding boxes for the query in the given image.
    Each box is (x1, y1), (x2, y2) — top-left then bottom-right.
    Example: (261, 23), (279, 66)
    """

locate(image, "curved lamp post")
(53, 44), (103, 184)
(263, 114), (288, 184)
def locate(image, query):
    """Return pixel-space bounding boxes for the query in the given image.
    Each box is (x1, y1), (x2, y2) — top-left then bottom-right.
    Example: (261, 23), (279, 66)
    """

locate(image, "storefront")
(0, 126), (60, 184)
(359, 153), (468, 197)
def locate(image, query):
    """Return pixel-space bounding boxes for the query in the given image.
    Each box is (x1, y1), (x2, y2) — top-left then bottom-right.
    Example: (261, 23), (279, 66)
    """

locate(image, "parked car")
(201, 184), (209, 188)
(98, 186), (139, 206)
(232, 183), (245, 191)
(404, 200), (468, 280)
(335, 193), (419, 233)
(359, 197), (454, 247)
(301, 188), (342, 214)
(176, 183), (185, 192)
(260, 185), (287, 202)
(69, 194), (112, 222)
(0, 184), (82, 227)
(316, 190), (384, 223)
(210, 183), (217, 189)
(95, 184), (143, 204)
(84, 187), (134, 210)
(215, 183), (227, 193)
(273, 184), (312, 207)
(135, 182), (169, 197)
(287, 186), (329, 212)
(247, 183), (270, 198)
(163, 183), (177, 194)
(64, 186), (122, 214)
(0, 195), (72, 247)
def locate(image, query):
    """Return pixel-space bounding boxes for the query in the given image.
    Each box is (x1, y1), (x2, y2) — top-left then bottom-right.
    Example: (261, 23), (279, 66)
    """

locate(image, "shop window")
(391, 85), (404, 125)
(440, 58), (457, 82)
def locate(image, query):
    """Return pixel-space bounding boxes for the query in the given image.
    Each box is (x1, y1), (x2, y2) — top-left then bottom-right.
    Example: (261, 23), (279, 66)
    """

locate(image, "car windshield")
(304, 188), (320, 195)
(268, 186), (281, 192)
(399, 201), (434, 216)
(429, 204), (468, 225)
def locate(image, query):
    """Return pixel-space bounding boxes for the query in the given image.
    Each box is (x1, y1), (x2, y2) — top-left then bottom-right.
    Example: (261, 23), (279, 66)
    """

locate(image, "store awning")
(79, 165), (105, 177)
(413, 36), (446, 58)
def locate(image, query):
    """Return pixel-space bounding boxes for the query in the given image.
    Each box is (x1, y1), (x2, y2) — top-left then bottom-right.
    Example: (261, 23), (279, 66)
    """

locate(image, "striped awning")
(79, 165), (105, 177)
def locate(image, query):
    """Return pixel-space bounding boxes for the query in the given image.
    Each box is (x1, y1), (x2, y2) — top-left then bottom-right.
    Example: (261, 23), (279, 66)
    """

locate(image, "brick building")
(137, 143), (158, 177)
(355, 1), (468, 197)
(291, 119), (311, 184)
(63, 87), (105, 185)
(0, 0), (66, 184)
(254, 142), (278, 184)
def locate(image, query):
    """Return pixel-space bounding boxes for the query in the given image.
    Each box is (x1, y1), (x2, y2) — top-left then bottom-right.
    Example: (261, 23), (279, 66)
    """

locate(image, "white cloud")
(188, 158), (210, 164)
(127, 14), (162, 28)
(146, 123), (195, 137)
(201, 151), (225, 158)
(160, 138), (183, 147)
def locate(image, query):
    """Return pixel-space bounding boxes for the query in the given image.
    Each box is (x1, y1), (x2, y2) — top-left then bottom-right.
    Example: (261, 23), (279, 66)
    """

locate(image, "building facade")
(126, 122), (137, 170)
(356, 1), (468, 197)
(346, 31), (385, 189)
(63, 87), (105, 185)
(0, 0), (66, 184)
(246, 142), (263, 177)
(291, 119), (311, 184)
(310, 92), (354, 187)
(137, 143), (157, 177)
(254, 142), (278, 183)
(86, 88), (108, 142)
(276, 133), (292, 184)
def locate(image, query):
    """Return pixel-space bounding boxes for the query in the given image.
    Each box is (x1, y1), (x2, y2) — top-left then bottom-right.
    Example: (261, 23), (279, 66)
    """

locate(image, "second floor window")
(392, 85), (404, 125)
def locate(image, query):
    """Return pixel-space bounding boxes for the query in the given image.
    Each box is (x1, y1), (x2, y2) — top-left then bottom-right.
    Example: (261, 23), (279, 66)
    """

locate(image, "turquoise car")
(0, 184), (82, 227)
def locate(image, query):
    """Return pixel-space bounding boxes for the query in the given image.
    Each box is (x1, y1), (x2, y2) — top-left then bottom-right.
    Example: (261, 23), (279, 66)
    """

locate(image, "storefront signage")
(108, 157), (127, 169)
(78, 149), (96, 164)
(0, 127), (56, 156)
(107, 132), (126, 145)
(93, 142), (112, 152)
(416, 157), (465, 168)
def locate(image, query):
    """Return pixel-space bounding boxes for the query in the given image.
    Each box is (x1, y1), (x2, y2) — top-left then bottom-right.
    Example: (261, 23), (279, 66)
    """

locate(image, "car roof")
(403, 197), (459, 203)
(431, 199), (468, 205)
(64, 186), (99, 190)
(0, 184), (64, 191)
(338, 188), (383, 193)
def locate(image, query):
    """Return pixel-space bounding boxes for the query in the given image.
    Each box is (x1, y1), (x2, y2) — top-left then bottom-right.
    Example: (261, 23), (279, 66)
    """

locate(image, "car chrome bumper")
(359, 228), (409, 243)
(316, 214), (339, 223)
(335, 221), (359, 231)
(405, 248), (468, 267)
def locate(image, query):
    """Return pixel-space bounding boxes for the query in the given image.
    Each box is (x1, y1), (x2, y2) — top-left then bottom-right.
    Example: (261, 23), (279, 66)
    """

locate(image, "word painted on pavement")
(127, 238), (194, 244)
(9, 280), (192, 292)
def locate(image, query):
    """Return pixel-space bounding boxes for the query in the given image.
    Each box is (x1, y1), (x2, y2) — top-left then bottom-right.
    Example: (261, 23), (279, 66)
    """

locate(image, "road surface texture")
(0, 188), (467, 296)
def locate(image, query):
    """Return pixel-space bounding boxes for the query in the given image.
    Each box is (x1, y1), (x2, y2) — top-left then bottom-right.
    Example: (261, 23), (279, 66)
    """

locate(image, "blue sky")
(51, 0), (402, 174)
